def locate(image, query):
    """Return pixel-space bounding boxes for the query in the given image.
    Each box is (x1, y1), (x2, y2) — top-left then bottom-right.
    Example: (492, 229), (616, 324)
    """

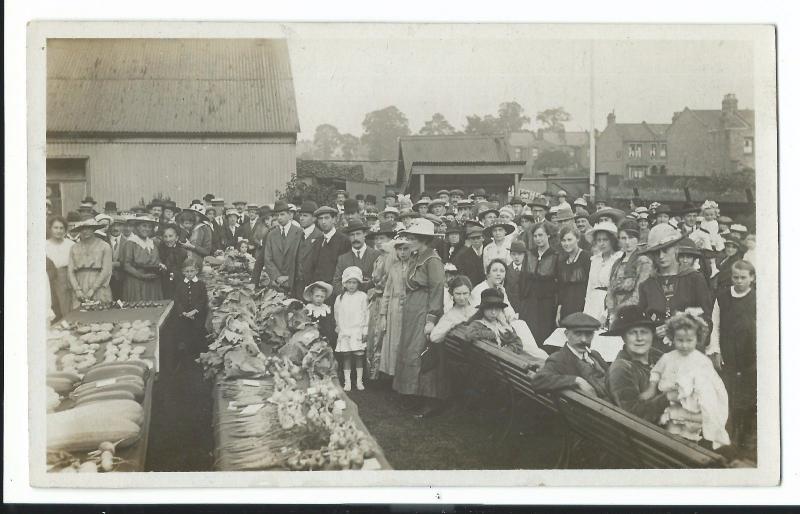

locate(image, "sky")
(288, 37), (754, 140)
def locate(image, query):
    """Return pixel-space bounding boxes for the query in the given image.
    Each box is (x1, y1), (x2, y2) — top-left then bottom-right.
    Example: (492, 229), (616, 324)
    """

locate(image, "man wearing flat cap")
(252, 201), (303, 290)
(303, 205), (352, 296)
(530, 312), (609, 397)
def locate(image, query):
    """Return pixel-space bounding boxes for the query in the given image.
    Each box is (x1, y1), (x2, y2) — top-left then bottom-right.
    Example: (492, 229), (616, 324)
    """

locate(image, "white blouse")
(46, 238), (75, 268)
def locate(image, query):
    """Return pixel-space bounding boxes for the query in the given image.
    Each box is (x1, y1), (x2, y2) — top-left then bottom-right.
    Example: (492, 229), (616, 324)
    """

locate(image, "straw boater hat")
(589, 207), (626, 226)
(483, 222), (515, 238)
(730, 223), (748, 235)
(601, 305), (658, 337)
(586, 220), (619, 239)
(341, 266), (364, 284)
(303, 281), (333, 302)
(436, 189), (450, 198)
(475, 288), (508, 311)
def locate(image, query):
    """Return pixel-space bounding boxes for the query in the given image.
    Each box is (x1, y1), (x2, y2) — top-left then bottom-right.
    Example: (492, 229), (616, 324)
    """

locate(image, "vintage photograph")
(29, 22), (779, 487)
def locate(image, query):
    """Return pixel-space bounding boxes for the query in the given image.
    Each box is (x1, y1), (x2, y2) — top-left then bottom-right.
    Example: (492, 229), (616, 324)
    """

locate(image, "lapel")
(282, 225), (298, 256)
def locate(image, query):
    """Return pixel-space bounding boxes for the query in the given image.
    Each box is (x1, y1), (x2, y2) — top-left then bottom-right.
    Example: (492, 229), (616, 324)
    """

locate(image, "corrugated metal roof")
(48, 38), (300, 135)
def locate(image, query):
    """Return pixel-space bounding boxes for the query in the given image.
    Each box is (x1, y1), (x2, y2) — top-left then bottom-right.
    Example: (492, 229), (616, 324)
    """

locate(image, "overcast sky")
(288, 37), (754, 139)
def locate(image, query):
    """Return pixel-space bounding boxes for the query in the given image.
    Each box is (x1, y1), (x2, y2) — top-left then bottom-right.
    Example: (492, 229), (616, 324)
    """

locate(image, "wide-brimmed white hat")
(586, 220), (619, 238)
(303, 281), (333, 302)
(381, 206), (400, 216)
(399, 218), (435, 237)
(341, 266), (364, 284)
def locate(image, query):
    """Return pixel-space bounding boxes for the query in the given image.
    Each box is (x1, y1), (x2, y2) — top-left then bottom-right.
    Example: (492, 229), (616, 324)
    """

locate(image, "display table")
(213, 377), (392, 471)
(63, 301), (173, 372)
(54, 301), (173, 472)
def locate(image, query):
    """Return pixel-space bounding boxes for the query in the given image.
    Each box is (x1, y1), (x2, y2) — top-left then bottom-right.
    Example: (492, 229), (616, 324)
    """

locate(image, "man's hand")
(276, 276), (289, 286)
(710, 352), (723, 371)
(424, 321), (434, 336)
(574, 377), (597, 396)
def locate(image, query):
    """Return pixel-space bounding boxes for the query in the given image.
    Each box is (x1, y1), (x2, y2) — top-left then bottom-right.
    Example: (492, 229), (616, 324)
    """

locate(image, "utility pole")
(588, 39), (596, 202)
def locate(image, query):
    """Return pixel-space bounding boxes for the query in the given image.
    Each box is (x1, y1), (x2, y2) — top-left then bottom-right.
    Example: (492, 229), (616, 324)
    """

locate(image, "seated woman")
(430, 275), (477, 344)
(604, 305), (670, 424)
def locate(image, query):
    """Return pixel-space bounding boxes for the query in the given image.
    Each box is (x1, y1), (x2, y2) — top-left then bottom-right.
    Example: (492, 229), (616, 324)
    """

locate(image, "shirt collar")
(566, 343), (590, 361)
(730, 286), (751, 298)
(184, 276), (199, 283)
(303, 224), (316, 238)
(323, 227), (336, 240)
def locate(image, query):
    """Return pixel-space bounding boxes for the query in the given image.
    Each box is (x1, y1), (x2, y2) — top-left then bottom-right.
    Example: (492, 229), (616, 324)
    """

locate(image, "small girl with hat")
(334, 266), (370, 391)
(303, 281), (335, 348)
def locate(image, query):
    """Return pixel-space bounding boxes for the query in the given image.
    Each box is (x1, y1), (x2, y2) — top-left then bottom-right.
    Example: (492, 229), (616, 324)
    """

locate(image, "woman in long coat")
(379, 237), (411, 377)
(555, 226), (591, 321)
(527, 222), (559, 345)
(392, 219), (448, 417)
(606, 222), (652, 325)
(67, 221), (113, 309)
(46, 216), (75, 317)
(365, 228), (396, 379)
(120, 216), (164, 301)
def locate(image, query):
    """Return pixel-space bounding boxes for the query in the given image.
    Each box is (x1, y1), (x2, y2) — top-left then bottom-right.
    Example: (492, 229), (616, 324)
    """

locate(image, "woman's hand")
(74, 289), (85, 300)
(85, 288), (95, 299)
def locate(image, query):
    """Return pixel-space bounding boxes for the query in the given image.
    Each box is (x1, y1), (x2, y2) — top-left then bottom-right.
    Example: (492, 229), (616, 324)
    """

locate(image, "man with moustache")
(530, 312), (609, 398)
(332, 219), (380, 295)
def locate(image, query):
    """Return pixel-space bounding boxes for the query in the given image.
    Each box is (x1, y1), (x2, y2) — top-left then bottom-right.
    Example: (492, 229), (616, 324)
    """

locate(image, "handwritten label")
(240, 403), (264, 415)
(94, 378), (117, 388)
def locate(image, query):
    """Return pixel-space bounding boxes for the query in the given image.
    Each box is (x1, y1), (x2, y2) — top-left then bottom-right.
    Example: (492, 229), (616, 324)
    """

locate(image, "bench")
(443, 328), (729, 469)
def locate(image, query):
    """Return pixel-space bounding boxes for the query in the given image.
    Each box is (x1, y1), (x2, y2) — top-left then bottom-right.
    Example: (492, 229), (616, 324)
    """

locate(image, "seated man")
(530, 312), (609, 397)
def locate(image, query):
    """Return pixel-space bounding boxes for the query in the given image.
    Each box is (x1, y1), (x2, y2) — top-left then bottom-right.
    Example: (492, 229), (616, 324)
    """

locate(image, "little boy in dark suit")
(171, 260), (209, 368)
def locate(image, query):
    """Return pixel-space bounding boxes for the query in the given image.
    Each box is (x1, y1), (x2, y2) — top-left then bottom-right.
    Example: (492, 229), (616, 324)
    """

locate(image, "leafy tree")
(337, 133), (362, 159)
(464, 114), (497, 135)
(277, 174), (337, 207)
(361, 106), (411, 160)
(312, 124), (342, 159)
(533, 149), (572, 172)
(495, 101), (531, 132)
(419, 113), (456, 136)
(536, 107), (572, 131)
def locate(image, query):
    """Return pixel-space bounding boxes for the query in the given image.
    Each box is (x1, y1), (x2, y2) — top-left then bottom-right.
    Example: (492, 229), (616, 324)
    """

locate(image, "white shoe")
(356, 381), (365, 391)
(343, 381), (352, 392)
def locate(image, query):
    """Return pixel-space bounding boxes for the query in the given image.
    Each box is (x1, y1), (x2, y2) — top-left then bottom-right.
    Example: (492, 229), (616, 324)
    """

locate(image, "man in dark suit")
(108, 215), (127, 300)
(453, 226), (486, 287)
(293, 200), (323, 298)
(530, 312), (609, 398)
(332, 219), (380, 295)
(303, 205), (351, 290)
(253, 201), (303, 291)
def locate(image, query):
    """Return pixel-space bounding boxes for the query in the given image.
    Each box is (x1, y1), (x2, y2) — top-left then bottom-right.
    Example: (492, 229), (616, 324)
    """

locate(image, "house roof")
(507, 131), (536, 147)
(397, 134), (510, 189)
(610, 122), (668, 142)
(689, 109), (754, 130)
(48, 38), (300, 135)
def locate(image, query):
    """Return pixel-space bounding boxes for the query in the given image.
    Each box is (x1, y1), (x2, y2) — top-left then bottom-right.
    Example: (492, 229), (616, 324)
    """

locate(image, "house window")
(650, 144), (657, 158)
(628, 143), (642, 158)
(531, 148), (539, 160)
(628, 166), (647, 179)
(744, 137), (754, 155)
(514, 147), (522, 160)
(660, 144), (667, 158)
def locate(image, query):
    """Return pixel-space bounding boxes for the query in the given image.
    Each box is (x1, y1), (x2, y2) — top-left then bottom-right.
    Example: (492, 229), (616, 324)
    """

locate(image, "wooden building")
(46, 38), (299, 215)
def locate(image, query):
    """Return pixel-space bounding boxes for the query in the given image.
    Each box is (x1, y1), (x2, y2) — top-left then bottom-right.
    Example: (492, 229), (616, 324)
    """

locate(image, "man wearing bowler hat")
(104, 201), (118, 216)
(332, 219), (380, 295)
(252, 200), (303, 290)
(530, 312), (609, 397)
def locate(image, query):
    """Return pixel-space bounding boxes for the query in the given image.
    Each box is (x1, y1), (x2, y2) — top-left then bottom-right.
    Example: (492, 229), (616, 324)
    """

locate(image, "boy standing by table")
(171, 260), (209, 369)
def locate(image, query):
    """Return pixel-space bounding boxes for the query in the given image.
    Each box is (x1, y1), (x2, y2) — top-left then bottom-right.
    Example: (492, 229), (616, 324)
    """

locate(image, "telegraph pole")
(589, 39), (596, 202)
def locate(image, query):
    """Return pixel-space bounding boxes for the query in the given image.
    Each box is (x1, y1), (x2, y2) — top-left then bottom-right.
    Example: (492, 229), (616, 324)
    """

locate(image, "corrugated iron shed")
(47, 38), (300, 135)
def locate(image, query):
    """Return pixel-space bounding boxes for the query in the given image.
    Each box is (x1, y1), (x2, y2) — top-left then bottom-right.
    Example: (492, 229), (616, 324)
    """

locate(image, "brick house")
(666, 94), (754, 176)
(595, 113), (669, 179)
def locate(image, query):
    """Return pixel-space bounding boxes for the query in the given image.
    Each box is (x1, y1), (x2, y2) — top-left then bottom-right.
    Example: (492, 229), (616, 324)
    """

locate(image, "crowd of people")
(44, 186), (757, 455)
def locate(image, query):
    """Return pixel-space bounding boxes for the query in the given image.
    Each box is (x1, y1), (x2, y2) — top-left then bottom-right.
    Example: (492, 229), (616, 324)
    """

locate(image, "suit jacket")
(248, 220), (270, 250)
(173, 279), (208, 321)
(220, 224), (241, 249)
(304, 229), (351, 287)
(453, 245), (485, 289)
(109, 234), (127, 280)
(206, 218), (223, 252)
(332, 246), (381, 295)
(293, 226), (324, 298)
(443, 242), (463, 264)
(529, 345), (610, 398)
(253, 223), (303, 289)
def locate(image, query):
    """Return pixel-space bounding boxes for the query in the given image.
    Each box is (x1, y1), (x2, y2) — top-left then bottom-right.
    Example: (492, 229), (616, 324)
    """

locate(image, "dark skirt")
(528, 295), (557, 346)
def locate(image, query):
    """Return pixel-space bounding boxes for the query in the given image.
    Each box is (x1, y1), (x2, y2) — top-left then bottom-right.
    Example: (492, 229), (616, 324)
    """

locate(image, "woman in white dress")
(583, 221), (623, 324)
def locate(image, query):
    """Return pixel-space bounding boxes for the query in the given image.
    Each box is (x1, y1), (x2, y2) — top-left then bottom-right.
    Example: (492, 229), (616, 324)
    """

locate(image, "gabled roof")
(48, 38), (300, 135)
(397, 134), (511, 191)
(609, 122), (668, 142)
(689, 109), (754, 130)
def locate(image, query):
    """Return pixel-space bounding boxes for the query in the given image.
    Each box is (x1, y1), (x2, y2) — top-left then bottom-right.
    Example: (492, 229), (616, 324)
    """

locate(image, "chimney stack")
(722, 93), (738, 116)
(606, 111), (616, 127)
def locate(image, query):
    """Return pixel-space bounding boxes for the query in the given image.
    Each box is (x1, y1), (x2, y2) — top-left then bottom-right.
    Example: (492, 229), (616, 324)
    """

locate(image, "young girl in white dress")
(334, 266), (369, 391)
(640, 311), (730, 449)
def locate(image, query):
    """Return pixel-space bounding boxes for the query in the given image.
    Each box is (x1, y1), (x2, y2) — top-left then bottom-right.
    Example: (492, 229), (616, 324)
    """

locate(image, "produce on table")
(46, 400), (142, 452)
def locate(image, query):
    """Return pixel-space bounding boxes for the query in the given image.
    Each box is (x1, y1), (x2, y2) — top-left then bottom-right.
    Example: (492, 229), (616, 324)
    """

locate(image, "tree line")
(298, 102), (572, 161)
